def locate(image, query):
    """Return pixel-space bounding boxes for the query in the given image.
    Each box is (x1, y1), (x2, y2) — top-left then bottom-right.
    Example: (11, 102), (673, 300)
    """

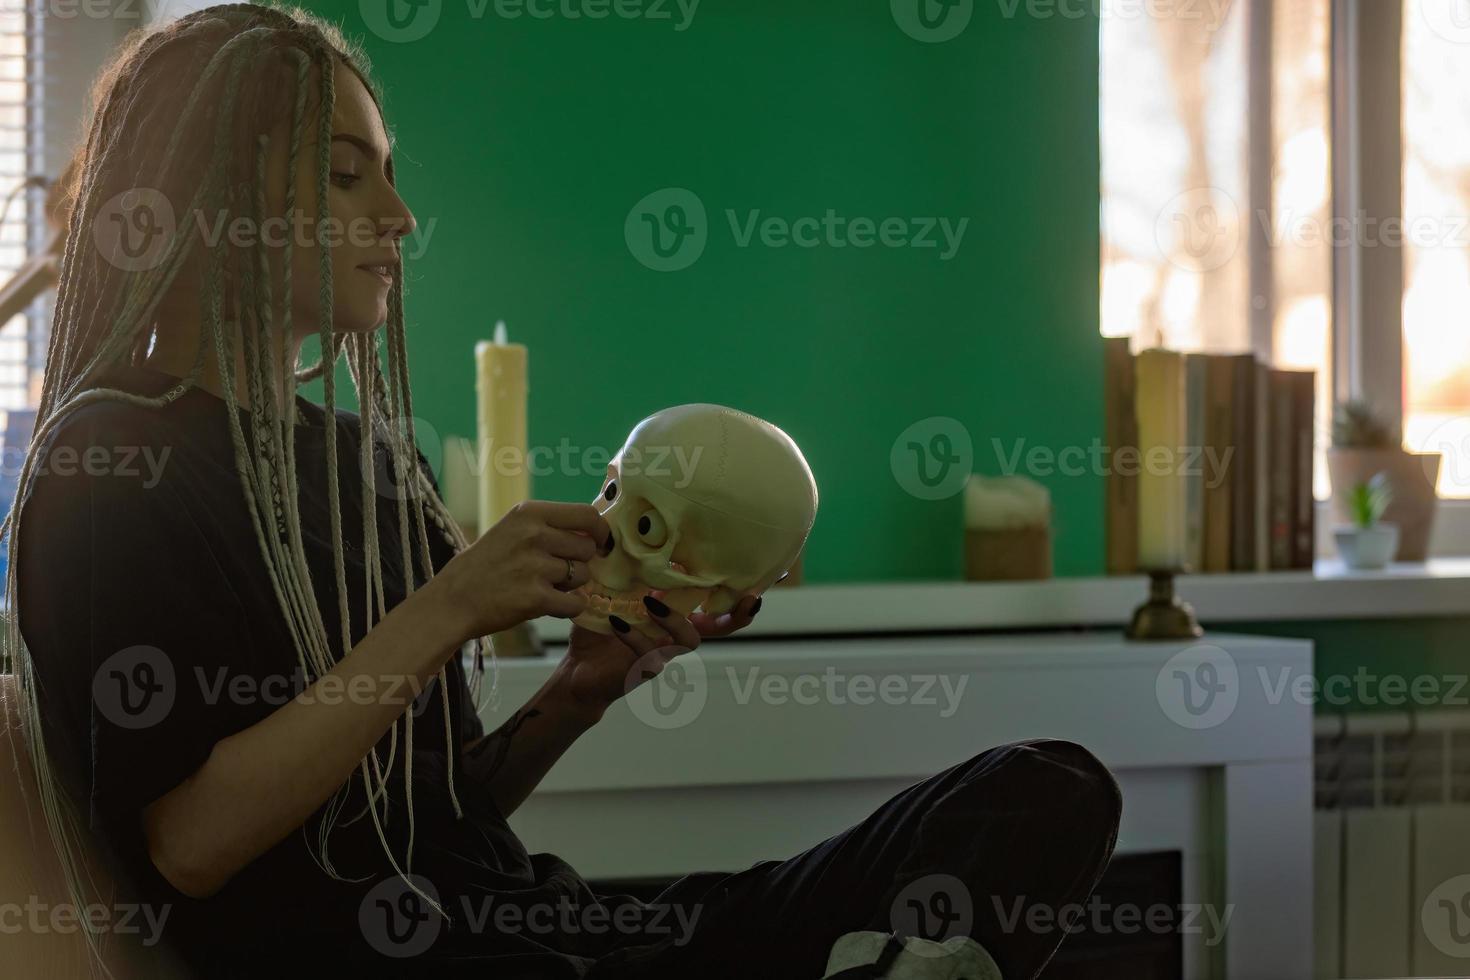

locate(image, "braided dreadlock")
(0, 4), (494, 970)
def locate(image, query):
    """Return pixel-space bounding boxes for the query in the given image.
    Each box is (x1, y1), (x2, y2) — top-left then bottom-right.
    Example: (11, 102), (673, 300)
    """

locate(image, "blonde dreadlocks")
(0, 4), (493, 969)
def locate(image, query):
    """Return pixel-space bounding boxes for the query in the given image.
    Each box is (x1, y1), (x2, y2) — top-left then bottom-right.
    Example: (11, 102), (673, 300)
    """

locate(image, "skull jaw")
(570, 582), (713, 638)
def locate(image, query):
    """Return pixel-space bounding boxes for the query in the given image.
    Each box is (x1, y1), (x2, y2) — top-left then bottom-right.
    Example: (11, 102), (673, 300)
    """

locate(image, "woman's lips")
(358, 264), (394, 286)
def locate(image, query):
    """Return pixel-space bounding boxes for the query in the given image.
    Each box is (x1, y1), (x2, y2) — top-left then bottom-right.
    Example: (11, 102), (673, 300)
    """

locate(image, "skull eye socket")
(603, 481), (618, 502)
(636, 509), (667, 548)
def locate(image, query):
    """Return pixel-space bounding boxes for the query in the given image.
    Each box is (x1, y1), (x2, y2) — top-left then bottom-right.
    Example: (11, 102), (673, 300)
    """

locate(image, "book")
(1292, 371), (1317, 568)
(1104, 336), (1138, 575)
(1268, 368), (1296, 569)
(1202, 355), (1235, 572)
(1184, 354), (1208, 572)
(1229, 353), (1260, 572)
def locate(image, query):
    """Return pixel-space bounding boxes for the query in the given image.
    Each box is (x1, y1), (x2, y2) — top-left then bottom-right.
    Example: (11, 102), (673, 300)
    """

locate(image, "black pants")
(592, 738), (1123, 980)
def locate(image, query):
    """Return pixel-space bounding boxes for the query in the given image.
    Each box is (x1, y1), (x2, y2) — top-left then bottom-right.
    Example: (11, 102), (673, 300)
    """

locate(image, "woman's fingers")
(538, 553), (591, 592)
(538, 525), (599, 562)
(687, 593), (762, 638)
(527, 500), (612, 549)
(638, 595), (702, 651)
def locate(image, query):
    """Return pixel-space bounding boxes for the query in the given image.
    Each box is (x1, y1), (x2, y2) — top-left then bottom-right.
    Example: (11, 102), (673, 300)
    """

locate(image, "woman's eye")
(330, 172), (361, 189)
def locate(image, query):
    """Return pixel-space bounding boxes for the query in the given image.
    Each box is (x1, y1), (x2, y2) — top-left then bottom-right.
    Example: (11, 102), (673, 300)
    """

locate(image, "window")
(1102, 0), (1470, 510)
(0, 4), (43, 411)
(1402, 2), (1470, 498)
(1100, 0), (1333, 494)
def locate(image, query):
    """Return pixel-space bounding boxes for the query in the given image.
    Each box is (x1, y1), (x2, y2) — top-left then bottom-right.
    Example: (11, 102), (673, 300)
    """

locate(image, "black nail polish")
(642, 595), (670, 617)
(750, 596), (763, 617)
(609, 615), (631, 634)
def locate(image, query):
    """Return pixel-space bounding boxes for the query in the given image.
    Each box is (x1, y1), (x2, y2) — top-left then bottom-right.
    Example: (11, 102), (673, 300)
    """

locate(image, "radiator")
(1314, 712), (1470, 978)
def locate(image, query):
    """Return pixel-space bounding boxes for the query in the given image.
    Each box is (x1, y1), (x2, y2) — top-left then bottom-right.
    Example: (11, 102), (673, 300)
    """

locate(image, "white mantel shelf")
(530, 558), (1470, 641)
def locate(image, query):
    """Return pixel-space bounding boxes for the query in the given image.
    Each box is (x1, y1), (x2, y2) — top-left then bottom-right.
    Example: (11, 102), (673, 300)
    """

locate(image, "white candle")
(475, 321), (529, 535)
(1135, 348), (1188, 570)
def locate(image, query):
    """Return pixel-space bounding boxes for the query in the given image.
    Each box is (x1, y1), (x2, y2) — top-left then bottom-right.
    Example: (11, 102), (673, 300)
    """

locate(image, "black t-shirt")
(14, 363), (661, 978)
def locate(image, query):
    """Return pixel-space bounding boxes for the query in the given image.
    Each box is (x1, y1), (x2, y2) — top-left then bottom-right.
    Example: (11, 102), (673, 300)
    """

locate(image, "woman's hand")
(554, 591), (764, 720)
(432, 500), (611, 642)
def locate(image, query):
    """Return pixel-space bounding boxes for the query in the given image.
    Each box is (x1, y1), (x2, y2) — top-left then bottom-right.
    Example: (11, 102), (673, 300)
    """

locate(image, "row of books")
(1105, 338), (1316, 574)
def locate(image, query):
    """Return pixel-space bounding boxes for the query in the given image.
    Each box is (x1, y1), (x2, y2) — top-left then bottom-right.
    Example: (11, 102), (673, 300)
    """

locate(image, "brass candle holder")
(1125, 568), (1203, 641)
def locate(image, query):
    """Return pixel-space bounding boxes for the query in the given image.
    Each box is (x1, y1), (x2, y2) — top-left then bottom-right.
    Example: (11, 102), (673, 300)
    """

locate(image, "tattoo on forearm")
(465, 707), (543, 784)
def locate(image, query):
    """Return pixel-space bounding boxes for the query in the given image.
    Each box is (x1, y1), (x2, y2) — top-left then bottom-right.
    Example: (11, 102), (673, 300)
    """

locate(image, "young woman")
(6, 6), (1121, 979)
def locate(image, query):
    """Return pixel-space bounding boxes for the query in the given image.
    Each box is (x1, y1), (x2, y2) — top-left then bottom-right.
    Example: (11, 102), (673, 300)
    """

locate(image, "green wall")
(301, 0), (1105, 582)
(1227, 617), (1470, 716)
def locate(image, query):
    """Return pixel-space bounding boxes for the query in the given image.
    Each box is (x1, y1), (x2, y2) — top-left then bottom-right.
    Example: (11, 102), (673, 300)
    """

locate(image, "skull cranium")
(572, 404), (818, 636)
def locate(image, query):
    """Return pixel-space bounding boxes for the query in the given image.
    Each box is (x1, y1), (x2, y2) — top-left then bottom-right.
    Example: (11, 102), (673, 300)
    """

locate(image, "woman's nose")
(382, 191), (416, 243)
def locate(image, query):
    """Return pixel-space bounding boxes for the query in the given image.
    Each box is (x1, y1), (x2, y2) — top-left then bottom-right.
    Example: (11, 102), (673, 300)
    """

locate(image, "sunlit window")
(1270, 0), (1332, 498)
(1101, 0), (1333, 495)
(1100, 0), (1248, 351)
(1402, 1), (1470, 498)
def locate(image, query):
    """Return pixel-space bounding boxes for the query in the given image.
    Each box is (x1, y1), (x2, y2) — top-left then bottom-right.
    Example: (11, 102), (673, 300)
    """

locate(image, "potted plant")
(1327, 399), (1441, 561)
(1334, 473), (1399, 569)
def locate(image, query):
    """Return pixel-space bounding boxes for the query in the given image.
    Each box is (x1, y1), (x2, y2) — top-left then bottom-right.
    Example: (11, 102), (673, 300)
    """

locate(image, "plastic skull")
(572, 404), (818, 637)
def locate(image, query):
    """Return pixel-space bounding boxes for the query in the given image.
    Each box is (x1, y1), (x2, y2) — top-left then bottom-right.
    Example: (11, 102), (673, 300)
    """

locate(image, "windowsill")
(531, 558), (1470, 641)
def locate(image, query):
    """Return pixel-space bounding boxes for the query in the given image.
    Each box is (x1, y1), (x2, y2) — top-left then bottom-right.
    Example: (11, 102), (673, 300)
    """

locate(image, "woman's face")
(269, 60), (415, 338)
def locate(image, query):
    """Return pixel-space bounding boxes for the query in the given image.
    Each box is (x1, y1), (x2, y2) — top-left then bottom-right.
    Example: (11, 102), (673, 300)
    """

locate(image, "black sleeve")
(18, 410), (261, 838)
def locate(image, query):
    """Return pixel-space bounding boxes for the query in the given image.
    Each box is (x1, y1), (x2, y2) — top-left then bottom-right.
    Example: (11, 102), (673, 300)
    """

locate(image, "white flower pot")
(1333, 523), (1401, 570)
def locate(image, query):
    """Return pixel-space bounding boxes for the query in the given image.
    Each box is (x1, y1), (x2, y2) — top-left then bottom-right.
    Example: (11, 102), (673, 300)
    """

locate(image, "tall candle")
(1135, 348), (1188, 570)
(476, 321), (529, 535)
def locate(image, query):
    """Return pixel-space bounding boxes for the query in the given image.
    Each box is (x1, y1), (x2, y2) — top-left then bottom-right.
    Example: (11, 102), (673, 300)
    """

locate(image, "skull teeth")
(575, 585), (653, 620)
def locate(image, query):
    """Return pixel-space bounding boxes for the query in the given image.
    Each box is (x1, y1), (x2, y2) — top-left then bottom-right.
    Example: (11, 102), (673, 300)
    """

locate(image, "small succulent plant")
(1332, 399), (1400, 449)
(1349, 472), (1393, 528)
